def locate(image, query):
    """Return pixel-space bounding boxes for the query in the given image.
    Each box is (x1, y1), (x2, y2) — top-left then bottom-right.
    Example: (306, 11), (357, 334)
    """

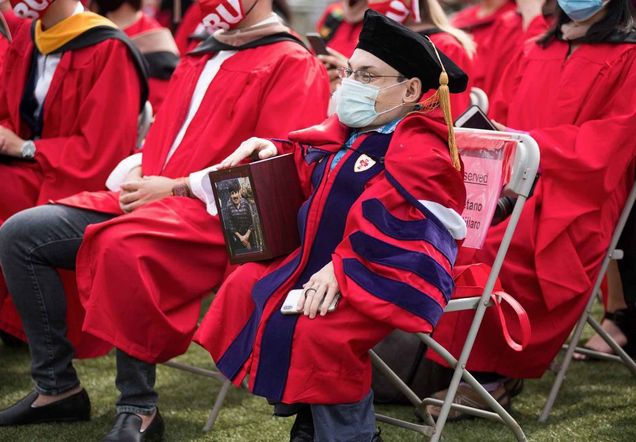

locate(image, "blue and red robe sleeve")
(332, 114), (466, 333)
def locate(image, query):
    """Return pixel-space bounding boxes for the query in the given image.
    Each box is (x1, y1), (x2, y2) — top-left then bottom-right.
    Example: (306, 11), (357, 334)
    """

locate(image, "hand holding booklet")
(208, 153), (304, 264)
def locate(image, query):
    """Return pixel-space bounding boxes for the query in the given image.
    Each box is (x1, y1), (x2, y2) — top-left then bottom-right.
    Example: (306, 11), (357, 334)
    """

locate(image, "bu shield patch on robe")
(354, 154), (376, 172)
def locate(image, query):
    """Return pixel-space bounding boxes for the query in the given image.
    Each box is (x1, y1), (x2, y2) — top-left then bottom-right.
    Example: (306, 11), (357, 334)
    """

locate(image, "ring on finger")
(304, 288), (317, 297)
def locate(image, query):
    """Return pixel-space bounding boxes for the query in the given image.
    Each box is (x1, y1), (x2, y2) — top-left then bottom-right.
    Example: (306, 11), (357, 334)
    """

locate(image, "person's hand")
(517, 0), (545, 30)
(118, 166), (144, 211)
(298, 261), (339, 319)
(119, 175), (176, 213)
(213, 137), (278, 170)
(0, 126), (26, 158)
(318, 48), (347, 93)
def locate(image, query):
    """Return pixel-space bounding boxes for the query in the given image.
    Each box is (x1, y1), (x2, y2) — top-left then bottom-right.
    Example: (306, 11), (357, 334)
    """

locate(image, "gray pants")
(0, 204), (157, 415)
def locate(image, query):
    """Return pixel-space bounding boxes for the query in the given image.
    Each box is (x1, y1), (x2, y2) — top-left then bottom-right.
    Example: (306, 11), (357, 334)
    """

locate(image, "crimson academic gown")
(451, 1), (522, 98)
(195, 112), (466, 404)
(429, 39), (636, 378)
(124, 13), (177, 113)
(0, 22), (144, 357)
(175, 1), (205, 55)
(0, 36), (7, 74)
(316, 2), (362, 58)
(56, 39), (331, 363)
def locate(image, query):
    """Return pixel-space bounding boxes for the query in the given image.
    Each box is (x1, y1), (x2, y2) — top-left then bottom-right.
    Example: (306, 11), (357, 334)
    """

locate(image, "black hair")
(228, 180), (241, 193)
(538, 0), (634, 46)
(96, 0), (142, 15)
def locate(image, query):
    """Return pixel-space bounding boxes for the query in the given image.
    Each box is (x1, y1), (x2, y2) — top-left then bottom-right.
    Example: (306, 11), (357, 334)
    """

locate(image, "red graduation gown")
(124, 13), (175, 113)
(56, 41), (331, 363)
(316, 2), (362, 58)
(0, 23), (143, 357)
(195, 112), (466, 404)
(174, 1), (204, 55)
(0, 37), (7, 75)
(430, 40), (636, 378)
(451, 0), (518, 97)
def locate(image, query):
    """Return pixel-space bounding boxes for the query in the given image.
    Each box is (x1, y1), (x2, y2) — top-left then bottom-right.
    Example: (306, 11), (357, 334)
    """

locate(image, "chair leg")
(424, 336), (527, 442)
(203, 378), (232, 432)
(539, 295), (595, 423)
(587, 317), (636, 376)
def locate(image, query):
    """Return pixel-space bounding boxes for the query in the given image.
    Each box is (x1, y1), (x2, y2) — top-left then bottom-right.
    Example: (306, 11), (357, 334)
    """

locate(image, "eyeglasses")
(336, 67), (404, 84)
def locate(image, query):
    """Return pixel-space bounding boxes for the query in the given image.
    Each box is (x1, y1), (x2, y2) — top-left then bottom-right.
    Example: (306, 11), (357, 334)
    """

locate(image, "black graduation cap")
(356, 9), (468, 94)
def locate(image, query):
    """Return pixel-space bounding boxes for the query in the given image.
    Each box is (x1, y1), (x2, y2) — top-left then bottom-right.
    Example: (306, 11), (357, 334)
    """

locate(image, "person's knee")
(0, 207), (44, 264)
(0, 205), (71, 265)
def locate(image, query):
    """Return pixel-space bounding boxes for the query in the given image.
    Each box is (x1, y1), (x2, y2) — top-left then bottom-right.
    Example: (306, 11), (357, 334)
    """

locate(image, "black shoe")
(0, 389), (91, 426)
(102, 409), (164, 442)
(289, 407), (314, 442)
(0, 330), (27, 348)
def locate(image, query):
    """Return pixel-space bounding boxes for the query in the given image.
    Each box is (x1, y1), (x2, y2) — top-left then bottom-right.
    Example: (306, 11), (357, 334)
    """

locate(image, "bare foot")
(32, 385), (83, 407)
(574, 318), (627, 360)
(139, 410), (156, 432)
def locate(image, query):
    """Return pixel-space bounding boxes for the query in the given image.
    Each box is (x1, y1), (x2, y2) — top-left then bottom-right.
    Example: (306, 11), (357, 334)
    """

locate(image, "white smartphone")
(455, 105), (498, 131)
(280, 289), (340, 315)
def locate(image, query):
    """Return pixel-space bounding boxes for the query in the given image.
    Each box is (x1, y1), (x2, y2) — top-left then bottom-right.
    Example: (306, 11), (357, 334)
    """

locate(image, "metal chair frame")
(469, 87), (490, 114)
(162, 360), (234, 431)
(371, 128), (540, 442)
(539, 180), (636, 423)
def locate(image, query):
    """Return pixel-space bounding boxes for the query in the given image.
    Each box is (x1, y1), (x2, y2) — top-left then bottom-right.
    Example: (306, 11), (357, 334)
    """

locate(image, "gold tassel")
(438, 71), (461, 171)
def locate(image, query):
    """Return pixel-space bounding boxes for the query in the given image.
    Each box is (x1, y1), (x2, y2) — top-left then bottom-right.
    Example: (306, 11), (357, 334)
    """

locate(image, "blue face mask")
(336, 78), (406, 128)
(557, 0), (607, 22)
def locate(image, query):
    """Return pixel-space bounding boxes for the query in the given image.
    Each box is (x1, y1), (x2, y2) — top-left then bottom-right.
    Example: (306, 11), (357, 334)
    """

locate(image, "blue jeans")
(311, 391), (377, 442)
(0, 205), (157, 415)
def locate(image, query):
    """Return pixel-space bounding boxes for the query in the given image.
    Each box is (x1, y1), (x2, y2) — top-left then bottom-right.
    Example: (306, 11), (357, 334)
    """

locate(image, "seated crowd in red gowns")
(0, 0), (635, 440)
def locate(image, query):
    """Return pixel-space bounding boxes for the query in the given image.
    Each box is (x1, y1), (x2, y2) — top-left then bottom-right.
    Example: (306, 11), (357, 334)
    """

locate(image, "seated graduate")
(195, 10), (468, 441)
(451, 0), (551, 98)
(0, 0), (329, 439)
(0, 0), (147, 348)
(408, 0), (476, 118)
(174, 0), (291, 54)
(92, 0), (180, 113)
(316, 1), (421, 92)
(428, 0), (636, 419)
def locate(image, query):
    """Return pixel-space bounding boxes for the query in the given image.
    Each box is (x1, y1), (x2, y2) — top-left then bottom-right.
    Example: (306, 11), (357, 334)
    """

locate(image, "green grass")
(1, 317), (635, 441)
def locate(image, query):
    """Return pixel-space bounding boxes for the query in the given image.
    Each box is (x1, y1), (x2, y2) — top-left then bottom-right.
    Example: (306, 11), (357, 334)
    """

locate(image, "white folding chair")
(469, 87), (489, 114)
(136, 101), (154, 150)
(539, 180), (636, 422)
(371, 128), (540, 441)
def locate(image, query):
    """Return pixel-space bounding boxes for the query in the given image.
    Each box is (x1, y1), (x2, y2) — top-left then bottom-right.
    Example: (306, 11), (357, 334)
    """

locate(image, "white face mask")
(336, 78), (407, 128)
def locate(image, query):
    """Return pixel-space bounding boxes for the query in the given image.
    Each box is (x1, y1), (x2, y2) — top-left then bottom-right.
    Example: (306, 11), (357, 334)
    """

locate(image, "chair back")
(455, 128), (540, 249)
(469, 87), (489, 114)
